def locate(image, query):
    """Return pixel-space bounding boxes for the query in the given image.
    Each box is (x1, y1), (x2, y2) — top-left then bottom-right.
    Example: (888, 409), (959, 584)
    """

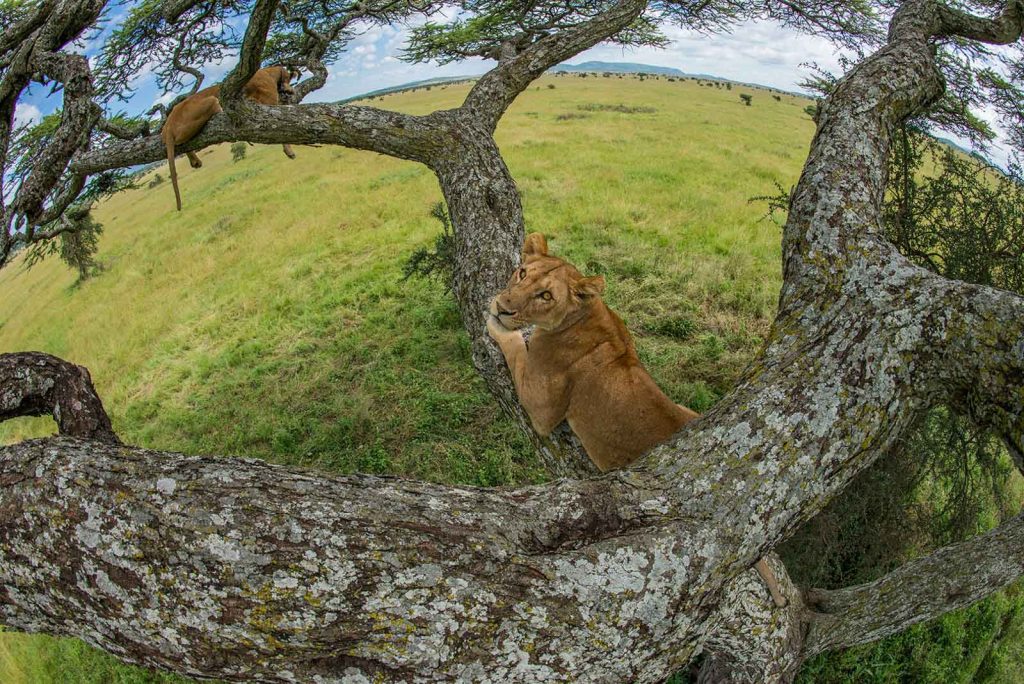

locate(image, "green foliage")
(886, 126), (1024, 291)
(402, 202), (455, 291)
(402, 1), (667, 65)
(230, 142), (248, 162)
(24, 212), (104, 282)
(148, 173), (164, 188)
(739, 93), (752, 106)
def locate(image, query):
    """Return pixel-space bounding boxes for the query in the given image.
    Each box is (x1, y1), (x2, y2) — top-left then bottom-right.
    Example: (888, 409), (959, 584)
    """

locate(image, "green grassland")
(0, 73), (1020, 682)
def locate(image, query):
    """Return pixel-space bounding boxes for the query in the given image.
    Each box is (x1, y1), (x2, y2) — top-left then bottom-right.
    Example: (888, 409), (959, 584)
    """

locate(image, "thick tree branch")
(0, 433), (730, 682)
(0, 0), (56, 57)
(11, 51), (101, 225)
(0, 352), (119, 443)
(74, 103), (450, 171)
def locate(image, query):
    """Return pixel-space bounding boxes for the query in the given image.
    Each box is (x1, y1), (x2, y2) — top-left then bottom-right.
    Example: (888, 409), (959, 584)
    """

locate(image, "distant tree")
(230, 141), (248, 162)
(740, 93), (753, 105)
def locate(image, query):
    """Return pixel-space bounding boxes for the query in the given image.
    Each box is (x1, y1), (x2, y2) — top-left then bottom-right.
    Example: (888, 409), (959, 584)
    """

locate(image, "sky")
(13, 18), (847, 129)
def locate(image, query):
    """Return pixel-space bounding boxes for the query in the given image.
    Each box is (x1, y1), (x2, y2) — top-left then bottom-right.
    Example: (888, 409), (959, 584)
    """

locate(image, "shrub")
(147, 173), (164, 188)
(402, 202), (456, 291)
(644, 316), (697, 340)
(547, 84), (555, 89)
(739, 93), (753, 106)
(230, 142), (247, 162)
(772, 94), (782, 101)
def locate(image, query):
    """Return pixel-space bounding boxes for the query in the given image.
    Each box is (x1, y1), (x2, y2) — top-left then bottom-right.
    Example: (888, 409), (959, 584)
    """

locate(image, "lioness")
(162, 65), (297, 211)
(486, 232), (698, 470)
(487, 232), (787, 607)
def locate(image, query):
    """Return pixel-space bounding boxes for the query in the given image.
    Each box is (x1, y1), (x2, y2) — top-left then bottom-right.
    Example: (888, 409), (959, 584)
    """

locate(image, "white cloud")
(13, 103), (41, 129)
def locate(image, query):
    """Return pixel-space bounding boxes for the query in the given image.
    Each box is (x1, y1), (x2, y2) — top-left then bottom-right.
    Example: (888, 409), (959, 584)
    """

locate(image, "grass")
(1, 72), (1019, 682)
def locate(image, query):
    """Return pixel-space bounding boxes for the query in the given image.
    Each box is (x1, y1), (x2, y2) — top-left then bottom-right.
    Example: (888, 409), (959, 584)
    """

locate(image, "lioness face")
(490, 233), (605, 331)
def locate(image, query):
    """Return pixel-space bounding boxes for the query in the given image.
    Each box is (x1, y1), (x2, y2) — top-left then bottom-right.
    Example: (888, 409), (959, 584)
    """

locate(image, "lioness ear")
(576, 275), (605, 297)
(522, 233), (548, 259)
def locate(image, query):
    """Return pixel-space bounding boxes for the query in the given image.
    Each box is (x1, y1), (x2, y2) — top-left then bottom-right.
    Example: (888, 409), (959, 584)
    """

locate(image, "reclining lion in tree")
(161, 65), (297, 211)
(487, 232), (786, 606)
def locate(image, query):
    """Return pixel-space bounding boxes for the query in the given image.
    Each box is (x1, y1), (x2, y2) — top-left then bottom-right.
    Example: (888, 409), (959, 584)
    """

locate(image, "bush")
(772, 94), (782, 101)
(402, 202), (456, 291)
(147, 173), (164, 188)
(230, 142), (247, 162)
(739, 93), (753, 106)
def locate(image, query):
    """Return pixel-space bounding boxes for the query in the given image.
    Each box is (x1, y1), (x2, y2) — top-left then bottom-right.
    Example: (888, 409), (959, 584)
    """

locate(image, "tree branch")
(804, 510), (1024, 654)
(0, 352), (119, 443)
(461, 0), (648, 131)
(11, 51), (100, 225)
(74, 102), (450, 172)
(219, 0), (280, 102)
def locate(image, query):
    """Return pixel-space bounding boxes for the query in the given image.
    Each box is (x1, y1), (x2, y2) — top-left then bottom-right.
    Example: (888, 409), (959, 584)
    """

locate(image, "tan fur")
(487, 232), (697, 470)
(161, 66), (297, 211)
(487, 232), (787, 607)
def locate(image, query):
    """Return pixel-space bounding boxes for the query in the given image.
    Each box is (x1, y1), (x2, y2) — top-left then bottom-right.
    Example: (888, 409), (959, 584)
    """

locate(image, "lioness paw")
(486, 314), (510, 340)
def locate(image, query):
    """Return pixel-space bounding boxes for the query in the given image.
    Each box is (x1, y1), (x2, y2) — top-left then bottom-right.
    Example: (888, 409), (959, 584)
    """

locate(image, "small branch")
(0, 352), (119, 443)
(461, 0), (648, 131)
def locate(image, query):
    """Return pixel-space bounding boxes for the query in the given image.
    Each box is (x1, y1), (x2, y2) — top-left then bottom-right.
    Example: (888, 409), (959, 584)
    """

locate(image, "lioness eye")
(518, 268), (527, 280)
(540, 291), (552, 301)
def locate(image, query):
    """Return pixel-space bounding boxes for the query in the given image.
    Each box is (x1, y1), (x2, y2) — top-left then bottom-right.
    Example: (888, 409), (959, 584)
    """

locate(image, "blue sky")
(13, 19), (847, 129)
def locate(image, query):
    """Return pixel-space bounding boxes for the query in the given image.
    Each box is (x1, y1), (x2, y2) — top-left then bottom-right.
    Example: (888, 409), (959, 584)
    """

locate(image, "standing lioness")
(486, 232), (698, 470)
(487, 233), (787, 607)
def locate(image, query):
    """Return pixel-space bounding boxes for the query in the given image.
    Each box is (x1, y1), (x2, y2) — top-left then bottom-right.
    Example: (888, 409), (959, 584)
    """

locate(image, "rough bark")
(0, 352), (119, 443)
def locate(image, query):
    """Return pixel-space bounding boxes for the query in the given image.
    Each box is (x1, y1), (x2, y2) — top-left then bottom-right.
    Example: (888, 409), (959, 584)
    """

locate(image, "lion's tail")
(164, 133), (182, 211)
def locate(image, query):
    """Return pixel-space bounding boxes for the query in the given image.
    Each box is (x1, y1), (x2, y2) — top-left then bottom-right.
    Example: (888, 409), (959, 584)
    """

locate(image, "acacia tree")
(2, 0), (1024, 681)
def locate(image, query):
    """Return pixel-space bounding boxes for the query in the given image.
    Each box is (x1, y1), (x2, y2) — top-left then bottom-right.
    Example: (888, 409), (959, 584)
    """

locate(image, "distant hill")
(552, 61), (689, 77)
(338, 75), (477, 103)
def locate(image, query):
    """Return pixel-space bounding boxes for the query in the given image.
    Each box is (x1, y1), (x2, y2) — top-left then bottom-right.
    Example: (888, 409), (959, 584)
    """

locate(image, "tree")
(1, 0), (1024, 682)
(230, 141), (248, 161)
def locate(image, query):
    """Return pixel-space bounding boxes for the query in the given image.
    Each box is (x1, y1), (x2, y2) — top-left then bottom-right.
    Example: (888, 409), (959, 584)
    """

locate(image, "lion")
(162, 66), (298, 211)
(487, 232), (787, 607)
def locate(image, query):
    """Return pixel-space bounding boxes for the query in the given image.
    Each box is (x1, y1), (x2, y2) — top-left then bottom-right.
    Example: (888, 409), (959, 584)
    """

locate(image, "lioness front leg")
(486, 312), (567, 436)
(486, 314), (527, 372)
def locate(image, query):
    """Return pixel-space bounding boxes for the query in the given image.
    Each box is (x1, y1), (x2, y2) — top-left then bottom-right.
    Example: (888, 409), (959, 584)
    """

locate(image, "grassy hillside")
(0, 73), (1019, 682)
